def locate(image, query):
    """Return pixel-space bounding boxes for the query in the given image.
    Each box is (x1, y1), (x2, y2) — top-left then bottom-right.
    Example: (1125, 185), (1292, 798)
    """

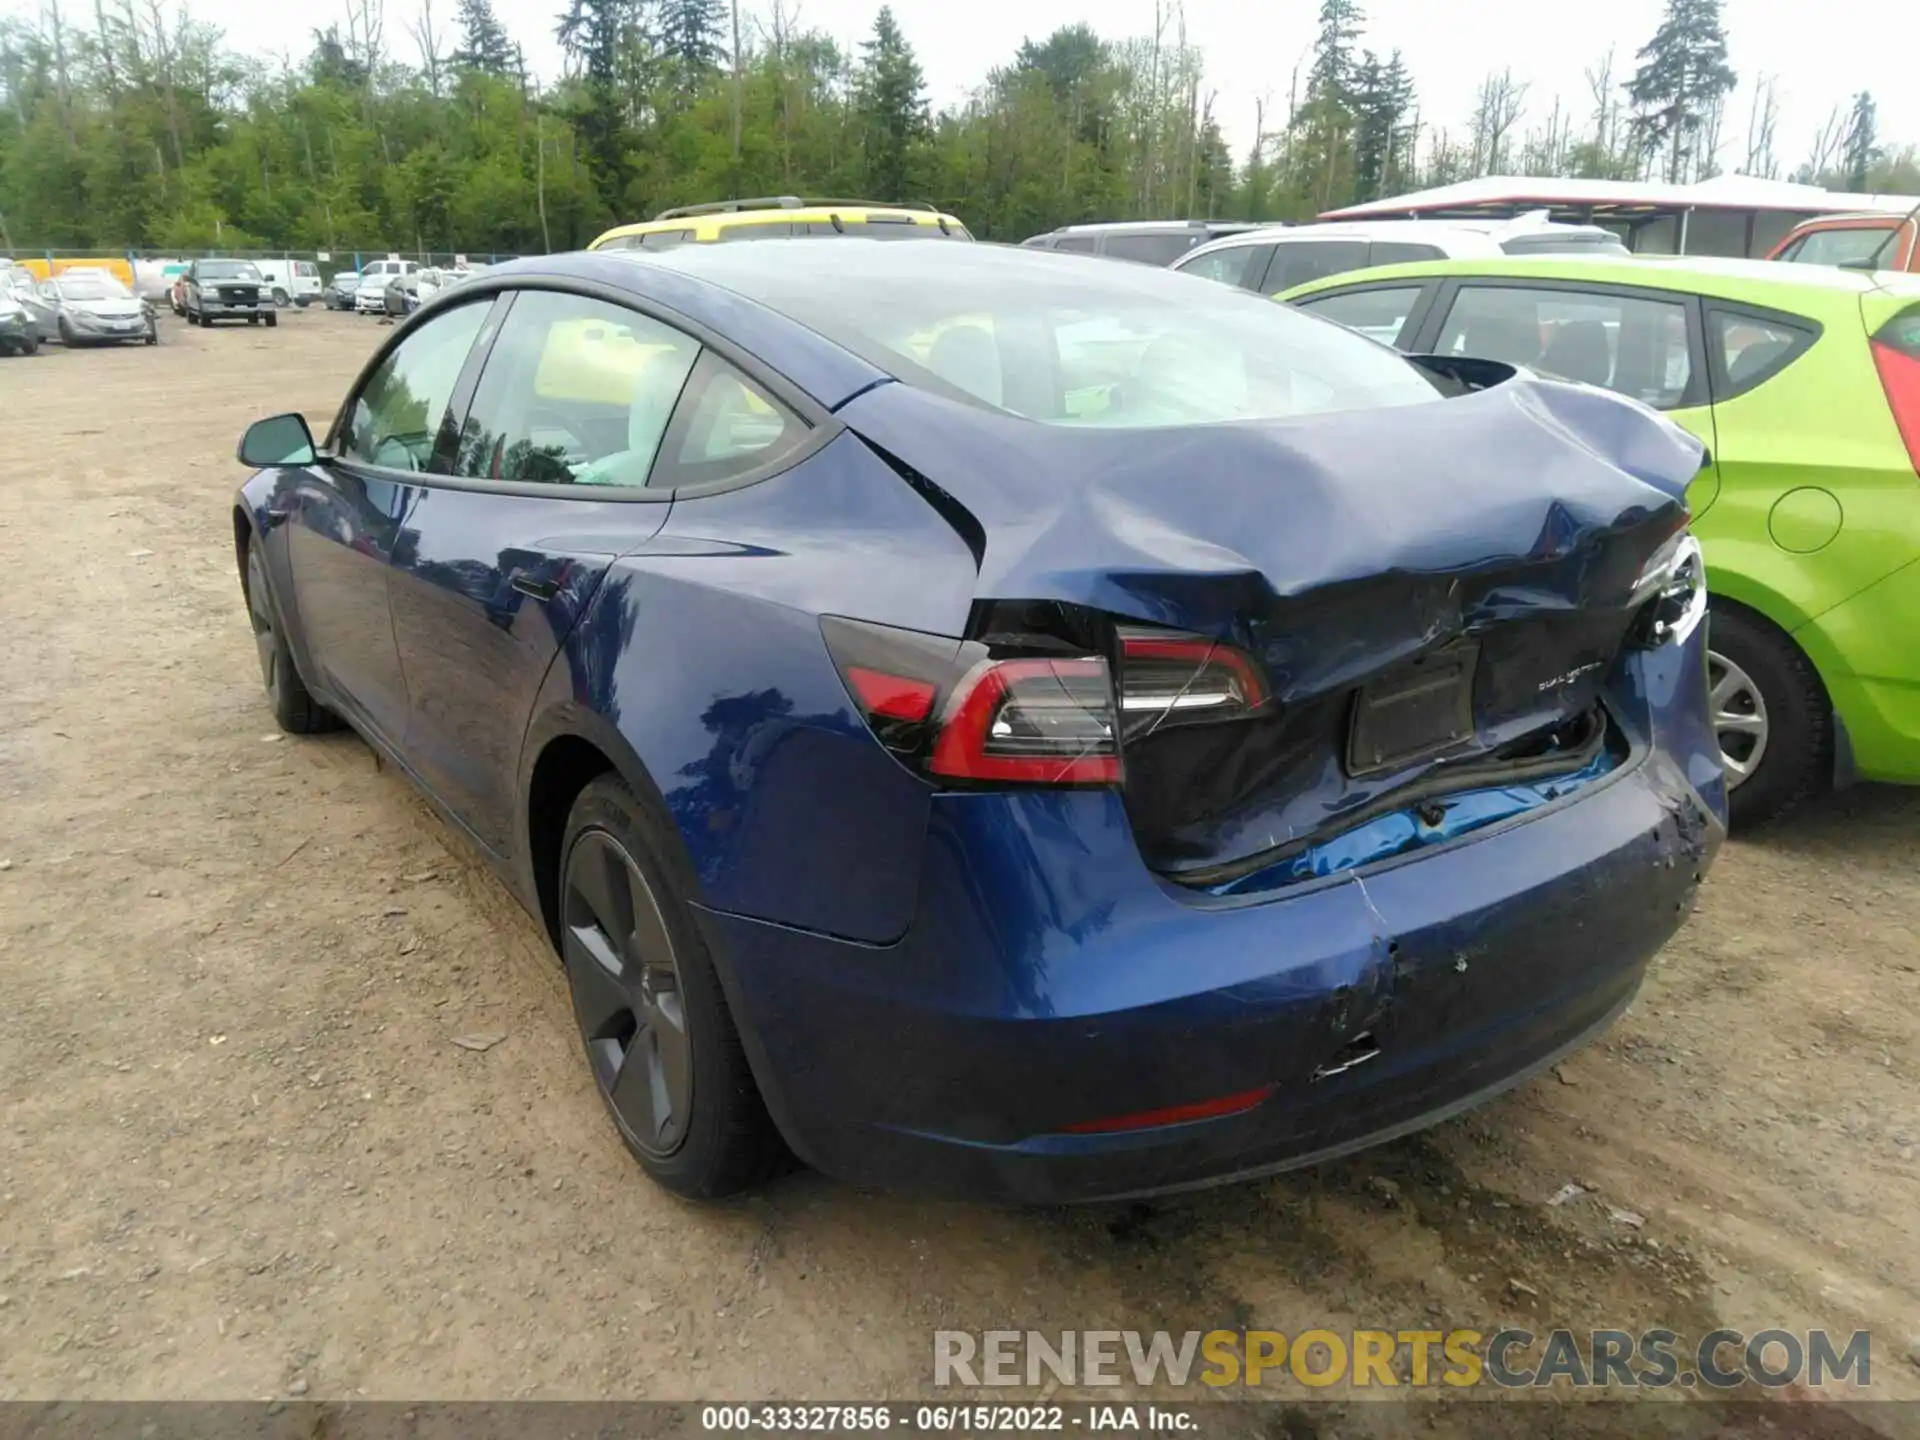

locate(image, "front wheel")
(264, 312), (278, 329)
(244, 539), (340, 735)
(272, 287), (289, 307)
(57, 318), (74, 345)
(1706, 602), (1831, 826)
(559, 775), (782, 1198)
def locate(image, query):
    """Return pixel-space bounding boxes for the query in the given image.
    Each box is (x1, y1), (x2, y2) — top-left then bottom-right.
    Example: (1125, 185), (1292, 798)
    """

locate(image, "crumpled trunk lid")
(838, 373), (1704, 879)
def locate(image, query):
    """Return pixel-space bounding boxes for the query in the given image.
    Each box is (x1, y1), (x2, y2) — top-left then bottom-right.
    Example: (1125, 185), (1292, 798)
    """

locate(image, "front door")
(287, 294), (493, 745)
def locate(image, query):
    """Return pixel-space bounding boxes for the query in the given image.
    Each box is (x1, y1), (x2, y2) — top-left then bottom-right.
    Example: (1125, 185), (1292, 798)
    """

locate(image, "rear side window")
(1053, 235), (1101, 254)
(454, 291), (700, 486)
(1436, 284), (1694, 409)
(1178, 245), (1260, 288)
(1103, 233), (1196, 266)
(1265, 241), (1370, 293)
(640, 229), (696, 250)
(1368, 242), (1445, 266)
(1294, 285), (1426, 347)
(798, 219), (956, 239)
(1705, 307), (1819, 400)
(659, 350), (811, 486)
(342, 300), (491, 471)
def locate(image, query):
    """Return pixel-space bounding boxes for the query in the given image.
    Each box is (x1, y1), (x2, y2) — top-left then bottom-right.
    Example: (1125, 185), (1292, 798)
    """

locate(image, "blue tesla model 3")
(232, 241), (1725, 1203)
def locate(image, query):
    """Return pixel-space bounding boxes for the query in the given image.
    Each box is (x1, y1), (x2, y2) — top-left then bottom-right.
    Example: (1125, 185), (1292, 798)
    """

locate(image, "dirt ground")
(0, 309), (1916, 1430)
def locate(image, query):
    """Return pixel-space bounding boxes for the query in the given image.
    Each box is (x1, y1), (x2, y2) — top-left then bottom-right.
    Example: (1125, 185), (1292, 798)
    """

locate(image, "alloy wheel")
(1706, 648), (1769, 788)
(245, 546), (278, 693)
(561, 829), (693, 1159)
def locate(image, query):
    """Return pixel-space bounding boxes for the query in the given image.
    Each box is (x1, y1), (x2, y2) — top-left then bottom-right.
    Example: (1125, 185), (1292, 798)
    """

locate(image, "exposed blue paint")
(1210, 742), (1624, 898)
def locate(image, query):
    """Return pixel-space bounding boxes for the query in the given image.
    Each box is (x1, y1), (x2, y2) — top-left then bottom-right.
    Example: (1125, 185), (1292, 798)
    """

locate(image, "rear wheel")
(1706, 602), (1830, 826)
(244, 539), (340, 735)
(559, 775), (781, 1198)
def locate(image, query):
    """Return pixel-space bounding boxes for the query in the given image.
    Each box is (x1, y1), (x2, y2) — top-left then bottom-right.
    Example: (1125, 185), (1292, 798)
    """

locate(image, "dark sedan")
(183, 259), (276, 328)
(230, 243), (1724, 1202)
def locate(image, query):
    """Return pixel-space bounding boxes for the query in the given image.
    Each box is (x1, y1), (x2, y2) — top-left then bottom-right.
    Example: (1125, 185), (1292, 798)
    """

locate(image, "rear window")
(1102, 232), (1198, 266)
(717, 248), (1442, 428)
(1778, 225), (1897, 268)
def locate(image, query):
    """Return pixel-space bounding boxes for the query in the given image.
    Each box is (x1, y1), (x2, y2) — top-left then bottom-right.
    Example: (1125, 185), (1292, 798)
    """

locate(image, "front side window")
(1053, 235), (1101, 254)
(1294, 285), (1426, 347)
(1436, 284), (1693, 408)
(341, 300), (490, 471)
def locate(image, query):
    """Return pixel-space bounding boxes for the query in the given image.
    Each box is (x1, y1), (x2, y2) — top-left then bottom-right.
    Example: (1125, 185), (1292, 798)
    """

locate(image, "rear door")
(288, 295), (494, 745)
(1411, 277), (1721, 516)
(382, 286), (745, 853)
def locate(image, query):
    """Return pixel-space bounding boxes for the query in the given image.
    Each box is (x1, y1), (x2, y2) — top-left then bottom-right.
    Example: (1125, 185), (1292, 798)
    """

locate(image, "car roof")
(1180, 215), (1621, 261)
(1784, 211), (1910, 227)
(1275, 250), (1920, 309)
(591, 204), (967, 248)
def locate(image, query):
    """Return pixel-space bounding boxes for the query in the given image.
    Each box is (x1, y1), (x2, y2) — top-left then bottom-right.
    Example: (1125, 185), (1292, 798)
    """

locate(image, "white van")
(250, 258), (325, 307)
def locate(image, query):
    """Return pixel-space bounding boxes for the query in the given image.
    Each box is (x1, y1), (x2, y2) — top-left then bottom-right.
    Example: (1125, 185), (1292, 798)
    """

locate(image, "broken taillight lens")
(822, 615), (1122, 786)
(1117, 629), (1271, 739)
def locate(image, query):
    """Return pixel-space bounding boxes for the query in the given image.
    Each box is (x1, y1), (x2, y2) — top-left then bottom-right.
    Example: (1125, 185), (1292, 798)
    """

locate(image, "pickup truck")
(182, 259), (276, 328)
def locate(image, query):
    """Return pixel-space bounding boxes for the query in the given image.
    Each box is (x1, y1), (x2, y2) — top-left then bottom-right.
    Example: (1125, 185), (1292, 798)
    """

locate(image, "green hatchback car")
(1279, 255), (1920, 824)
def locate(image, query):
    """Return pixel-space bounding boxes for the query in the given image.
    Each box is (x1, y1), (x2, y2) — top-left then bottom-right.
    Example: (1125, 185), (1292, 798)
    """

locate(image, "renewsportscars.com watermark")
(933, 1328), (1876, 1391)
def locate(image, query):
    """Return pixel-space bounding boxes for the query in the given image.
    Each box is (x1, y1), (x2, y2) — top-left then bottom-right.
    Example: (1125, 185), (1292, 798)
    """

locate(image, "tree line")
(0, 0), (1912, 255)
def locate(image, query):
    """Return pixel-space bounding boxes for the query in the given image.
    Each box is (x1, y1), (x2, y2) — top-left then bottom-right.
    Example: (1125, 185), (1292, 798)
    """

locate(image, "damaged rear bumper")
(697, 707), (1723, 1205)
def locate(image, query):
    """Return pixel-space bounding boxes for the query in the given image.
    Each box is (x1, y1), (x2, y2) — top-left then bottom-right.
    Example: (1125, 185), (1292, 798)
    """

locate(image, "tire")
(144, 327), (157, 345)
(558, 775), (781, 1198)
(1706, 601), (1831, 827)
(248, 314), (260, 326)
(57, 317), (74, 345)
(272, 287), (289, 307)
(265, 312), (278, 329)
(243, 538), (341, 735)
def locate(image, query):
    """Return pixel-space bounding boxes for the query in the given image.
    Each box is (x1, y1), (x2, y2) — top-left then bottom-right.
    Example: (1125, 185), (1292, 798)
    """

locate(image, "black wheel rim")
(246, 547), (277, 693)
(561, 830), (693, 1158)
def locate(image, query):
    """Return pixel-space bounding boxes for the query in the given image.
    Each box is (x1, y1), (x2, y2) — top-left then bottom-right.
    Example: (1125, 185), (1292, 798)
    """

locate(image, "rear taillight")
(1117, 629), (1270, 739)
(822, 616), (1121, 786)
(1870, 316), (1920, 476)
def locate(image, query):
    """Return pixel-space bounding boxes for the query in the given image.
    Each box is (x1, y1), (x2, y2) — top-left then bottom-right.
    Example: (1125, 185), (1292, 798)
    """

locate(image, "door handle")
(510, 572), (559, 601)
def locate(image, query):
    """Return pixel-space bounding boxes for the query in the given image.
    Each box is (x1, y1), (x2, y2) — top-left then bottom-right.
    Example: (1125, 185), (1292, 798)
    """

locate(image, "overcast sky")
(9, 0), (1908, 186)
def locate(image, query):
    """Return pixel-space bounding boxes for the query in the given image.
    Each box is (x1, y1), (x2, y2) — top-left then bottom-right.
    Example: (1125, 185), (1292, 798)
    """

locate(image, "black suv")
(1019, 220), (1268, 266)
(183, 259), (275, 328)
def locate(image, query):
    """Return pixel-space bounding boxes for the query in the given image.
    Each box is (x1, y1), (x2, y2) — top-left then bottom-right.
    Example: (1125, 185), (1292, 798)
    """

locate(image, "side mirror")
(238, 413), (319, 467)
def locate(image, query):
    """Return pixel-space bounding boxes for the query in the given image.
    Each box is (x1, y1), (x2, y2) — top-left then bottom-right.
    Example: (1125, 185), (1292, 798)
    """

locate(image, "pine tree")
(857, 6), (927, 202)
(1626, 0), (1735, 183)
(1844, 91), (1878, 191)
(450, 0), (514, 75)
(1349, 49), (1413, 202)
(658, 0), (728, 89)
(555, 0), (636, 209)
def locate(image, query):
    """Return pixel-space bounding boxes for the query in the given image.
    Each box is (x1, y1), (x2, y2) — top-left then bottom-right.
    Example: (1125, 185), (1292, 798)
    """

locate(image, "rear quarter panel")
(1692, 291), (1920, 634)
